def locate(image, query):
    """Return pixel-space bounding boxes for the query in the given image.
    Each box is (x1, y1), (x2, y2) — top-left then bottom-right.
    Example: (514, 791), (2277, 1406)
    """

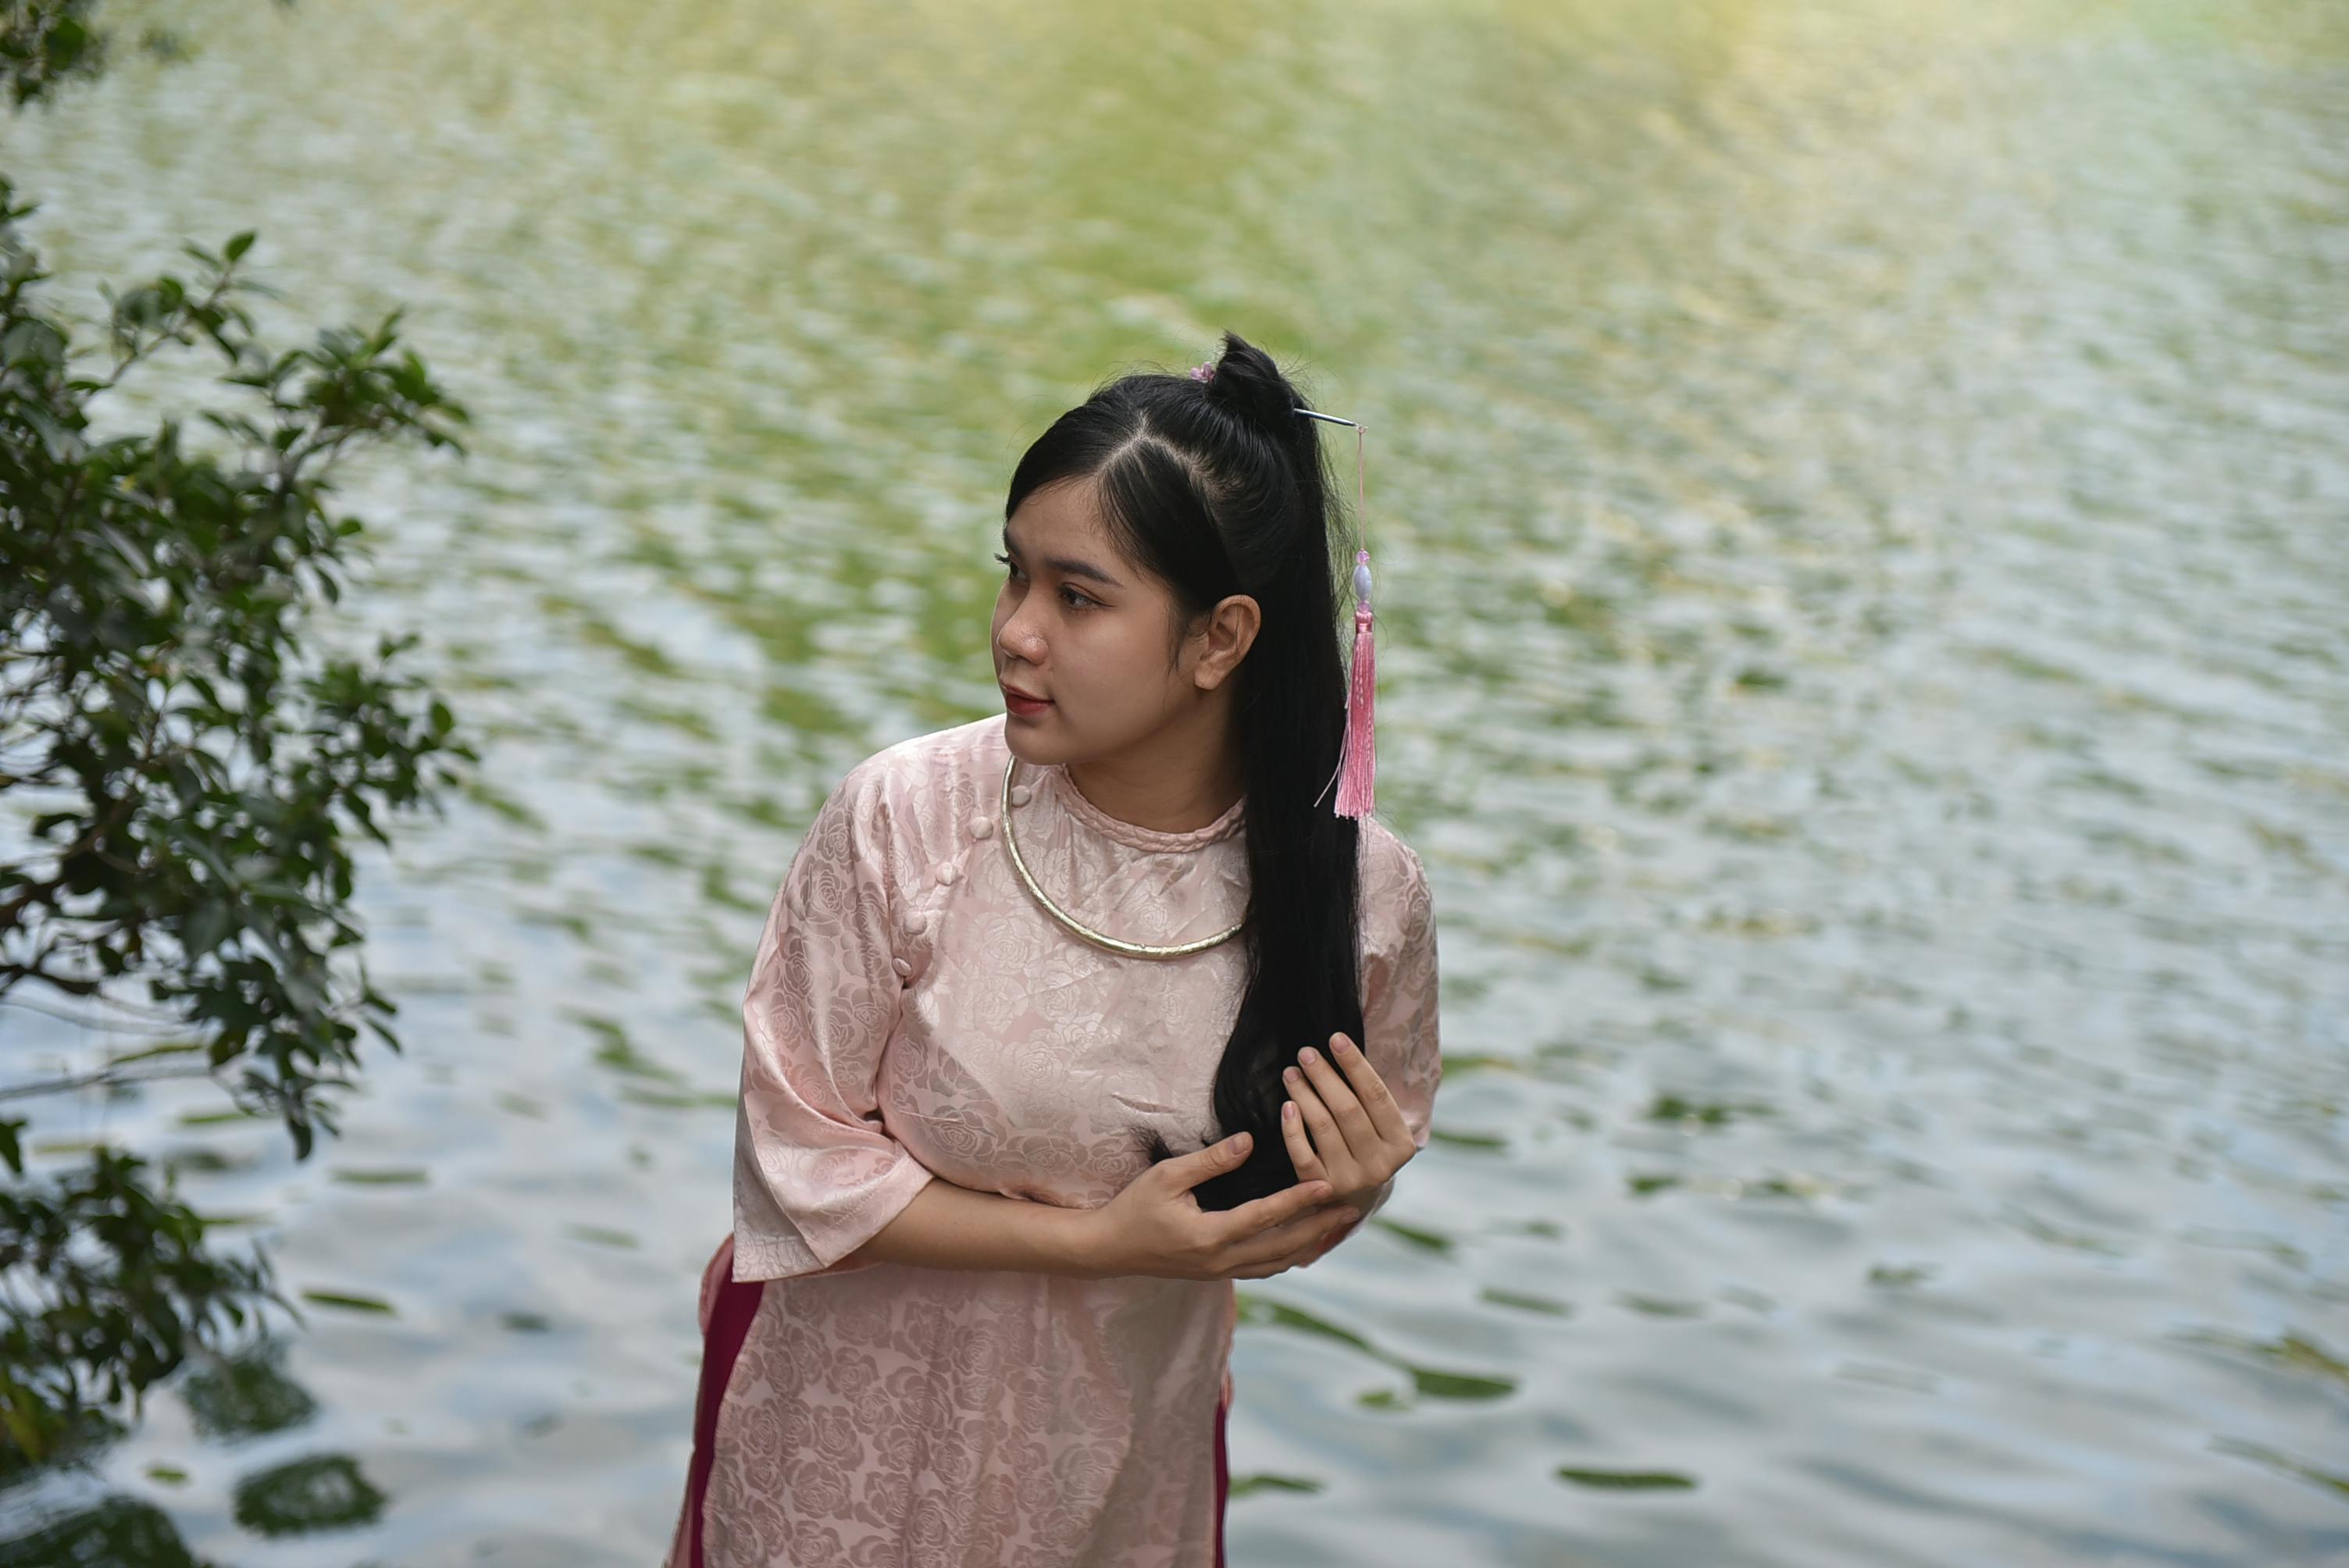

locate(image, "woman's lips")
(1002, 685), (1053, 717)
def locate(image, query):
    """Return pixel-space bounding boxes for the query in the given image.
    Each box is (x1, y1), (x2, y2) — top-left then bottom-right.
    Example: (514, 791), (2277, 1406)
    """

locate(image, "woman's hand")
(1279, 1031), (1418, 1227)
(1078, 1131), (1360, 1281)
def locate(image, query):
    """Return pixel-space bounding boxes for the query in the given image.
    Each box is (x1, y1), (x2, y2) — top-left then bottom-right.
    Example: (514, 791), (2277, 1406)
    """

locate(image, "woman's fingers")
(1284, 1066), (1358, 1179)
(1327, 1032), (1413, 1148)
(1221, 1203), (1360, 1274)
(1280, 1098), (1329, 1186)
(1235, 1213), (1357, 1277)
(1157, 1129), (1258, 1199)
(1212, 1177), (1332, 1250)
(1290, 1039), (1379, 1159)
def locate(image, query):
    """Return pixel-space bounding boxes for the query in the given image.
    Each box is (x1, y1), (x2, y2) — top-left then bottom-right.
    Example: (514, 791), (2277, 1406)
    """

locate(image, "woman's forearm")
(846, 1175), (1104, 1278)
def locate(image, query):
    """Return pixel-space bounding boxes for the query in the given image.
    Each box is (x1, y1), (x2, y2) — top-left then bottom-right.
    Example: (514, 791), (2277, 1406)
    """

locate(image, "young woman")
(665, 332), (1442, 1568)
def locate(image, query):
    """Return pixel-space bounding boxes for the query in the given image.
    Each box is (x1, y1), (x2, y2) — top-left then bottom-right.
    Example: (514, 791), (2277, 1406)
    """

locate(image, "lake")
(4, 0), (2344, 1562)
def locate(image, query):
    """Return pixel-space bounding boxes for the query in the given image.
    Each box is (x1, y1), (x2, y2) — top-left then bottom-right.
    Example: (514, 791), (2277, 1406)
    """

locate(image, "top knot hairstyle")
(1004, 330), (1364, 1212)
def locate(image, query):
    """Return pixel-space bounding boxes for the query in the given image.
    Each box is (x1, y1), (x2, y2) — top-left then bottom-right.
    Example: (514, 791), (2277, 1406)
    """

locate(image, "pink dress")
(665, 713), (1442, 1567)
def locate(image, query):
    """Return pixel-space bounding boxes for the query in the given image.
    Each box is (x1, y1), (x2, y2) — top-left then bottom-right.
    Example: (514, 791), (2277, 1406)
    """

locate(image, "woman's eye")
(996, 552), (1094, 610)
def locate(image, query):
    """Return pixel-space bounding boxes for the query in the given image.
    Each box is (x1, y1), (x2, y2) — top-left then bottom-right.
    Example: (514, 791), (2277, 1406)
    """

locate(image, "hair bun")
(1201, 330), (1303, 435)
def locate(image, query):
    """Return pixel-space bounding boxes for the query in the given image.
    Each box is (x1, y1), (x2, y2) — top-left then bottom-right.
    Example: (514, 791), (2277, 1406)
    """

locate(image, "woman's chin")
(1001, 725), (1067, 768)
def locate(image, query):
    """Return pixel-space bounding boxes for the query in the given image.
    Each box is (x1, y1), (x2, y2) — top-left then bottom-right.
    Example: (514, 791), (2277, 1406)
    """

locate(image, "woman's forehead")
(1007, 476), (1107, 541)
(1006, 481), (1132, 586)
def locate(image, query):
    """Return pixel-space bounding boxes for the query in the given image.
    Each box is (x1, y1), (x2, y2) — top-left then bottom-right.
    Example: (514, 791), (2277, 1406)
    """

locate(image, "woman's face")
(992, 478), (1231, 768)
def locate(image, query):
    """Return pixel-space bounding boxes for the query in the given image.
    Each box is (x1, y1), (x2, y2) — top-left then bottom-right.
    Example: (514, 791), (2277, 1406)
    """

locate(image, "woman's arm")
(843, 1177), (1103, 1278)
(845, 1133), (1358, 1281)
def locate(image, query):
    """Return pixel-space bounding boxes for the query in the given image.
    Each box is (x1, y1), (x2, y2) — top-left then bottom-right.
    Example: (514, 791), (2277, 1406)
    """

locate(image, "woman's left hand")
(1278, 1031), (1417, 1241)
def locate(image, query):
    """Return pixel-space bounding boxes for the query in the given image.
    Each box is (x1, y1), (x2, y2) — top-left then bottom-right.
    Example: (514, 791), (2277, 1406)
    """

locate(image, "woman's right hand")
(1078, 1131), (1360, 1281)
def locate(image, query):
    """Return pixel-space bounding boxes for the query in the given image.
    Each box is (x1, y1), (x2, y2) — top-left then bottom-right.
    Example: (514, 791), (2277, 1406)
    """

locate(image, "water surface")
(4, 0), (2345, 1562)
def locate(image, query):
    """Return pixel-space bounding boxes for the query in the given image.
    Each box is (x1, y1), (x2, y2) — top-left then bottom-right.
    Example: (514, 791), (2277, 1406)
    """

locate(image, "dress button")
(907, 911), (929, 935)
(936, 861), (960, 886)
(969, 814), (993, 839)
(1009, 785), (1032, 807)
(892, 957), (913, 978)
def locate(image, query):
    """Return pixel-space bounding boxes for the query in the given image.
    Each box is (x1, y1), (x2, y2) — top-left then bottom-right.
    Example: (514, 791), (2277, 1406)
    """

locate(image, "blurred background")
(5, 0), (2345, 1561)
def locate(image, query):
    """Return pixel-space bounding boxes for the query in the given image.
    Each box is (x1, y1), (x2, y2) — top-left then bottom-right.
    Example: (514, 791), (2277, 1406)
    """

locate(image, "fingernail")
(1299, 1047), (1318, 1065)
(1282, 1102), (1296, 1121)
(1282, 1066), (1299, 1083)
(1232, 1132), (1250, 1151)
(1333, 1034), (1355, 1053)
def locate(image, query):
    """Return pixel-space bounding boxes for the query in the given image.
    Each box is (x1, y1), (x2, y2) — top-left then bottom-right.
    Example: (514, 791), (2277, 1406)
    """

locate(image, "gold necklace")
(1000, 756), (1243, 959)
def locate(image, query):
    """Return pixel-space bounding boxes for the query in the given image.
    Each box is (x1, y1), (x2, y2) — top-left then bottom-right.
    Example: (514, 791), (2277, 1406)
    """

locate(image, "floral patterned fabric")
(666, 713), (1441, 1567)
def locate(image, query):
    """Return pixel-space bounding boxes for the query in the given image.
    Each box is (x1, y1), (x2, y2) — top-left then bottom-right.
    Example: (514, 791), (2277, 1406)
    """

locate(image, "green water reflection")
(3, 0), (2344, 1562)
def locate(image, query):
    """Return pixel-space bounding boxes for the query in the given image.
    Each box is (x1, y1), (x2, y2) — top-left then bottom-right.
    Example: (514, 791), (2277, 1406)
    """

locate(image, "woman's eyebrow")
(1000, 527), (1123, 588)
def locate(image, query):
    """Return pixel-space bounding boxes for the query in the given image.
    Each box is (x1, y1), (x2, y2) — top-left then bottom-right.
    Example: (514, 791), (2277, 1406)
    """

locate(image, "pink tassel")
(1334, 549), (1377, 818)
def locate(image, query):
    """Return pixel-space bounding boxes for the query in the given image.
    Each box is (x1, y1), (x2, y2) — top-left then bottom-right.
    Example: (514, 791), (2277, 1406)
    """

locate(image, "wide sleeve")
(729, 756), (936, 1282)
(1353, 829), (1442, 1225)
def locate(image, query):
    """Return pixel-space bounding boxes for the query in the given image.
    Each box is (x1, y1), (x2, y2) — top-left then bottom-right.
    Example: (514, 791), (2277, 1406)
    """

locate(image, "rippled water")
(6, 0), (2346, 1562)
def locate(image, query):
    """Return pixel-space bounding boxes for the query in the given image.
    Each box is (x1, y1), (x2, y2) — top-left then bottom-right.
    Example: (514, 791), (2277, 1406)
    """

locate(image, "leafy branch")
(0, 152), (477, 1463)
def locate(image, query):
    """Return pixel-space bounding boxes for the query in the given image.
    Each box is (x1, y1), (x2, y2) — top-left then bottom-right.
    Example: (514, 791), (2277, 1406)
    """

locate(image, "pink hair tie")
(1188, 362), (1215, 382)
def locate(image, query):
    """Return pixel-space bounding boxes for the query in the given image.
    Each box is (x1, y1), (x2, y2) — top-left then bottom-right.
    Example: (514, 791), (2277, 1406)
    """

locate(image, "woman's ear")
(1190, 594), (1262, 692)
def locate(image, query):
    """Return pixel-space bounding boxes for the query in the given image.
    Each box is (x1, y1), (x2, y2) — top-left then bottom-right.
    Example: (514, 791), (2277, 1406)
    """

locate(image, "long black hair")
(1004, 330), (1363, 1212)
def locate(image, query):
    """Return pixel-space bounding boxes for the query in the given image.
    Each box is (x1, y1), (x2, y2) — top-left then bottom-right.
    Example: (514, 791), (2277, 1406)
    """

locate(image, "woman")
(666, 331), (1442, 1567)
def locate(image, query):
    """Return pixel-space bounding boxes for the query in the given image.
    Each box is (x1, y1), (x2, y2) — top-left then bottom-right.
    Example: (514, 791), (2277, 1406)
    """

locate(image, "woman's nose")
(998, 613), (1046, 665)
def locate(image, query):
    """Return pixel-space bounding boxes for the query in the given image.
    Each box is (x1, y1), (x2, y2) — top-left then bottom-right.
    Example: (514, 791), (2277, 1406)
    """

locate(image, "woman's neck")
(1062, 699), (1242, 836)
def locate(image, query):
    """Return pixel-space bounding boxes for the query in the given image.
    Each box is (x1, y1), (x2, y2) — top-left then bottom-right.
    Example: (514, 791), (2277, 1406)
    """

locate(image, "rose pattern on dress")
(668, 714), (1441, 1567)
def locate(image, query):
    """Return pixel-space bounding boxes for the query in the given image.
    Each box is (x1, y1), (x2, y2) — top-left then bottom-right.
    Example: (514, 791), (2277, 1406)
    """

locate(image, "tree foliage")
(0, 76), (476, 1463)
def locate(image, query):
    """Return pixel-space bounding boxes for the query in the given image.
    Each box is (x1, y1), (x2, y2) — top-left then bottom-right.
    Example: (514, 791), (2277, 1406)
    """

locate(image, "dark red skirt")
(668, 1233), (1231, 1567)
